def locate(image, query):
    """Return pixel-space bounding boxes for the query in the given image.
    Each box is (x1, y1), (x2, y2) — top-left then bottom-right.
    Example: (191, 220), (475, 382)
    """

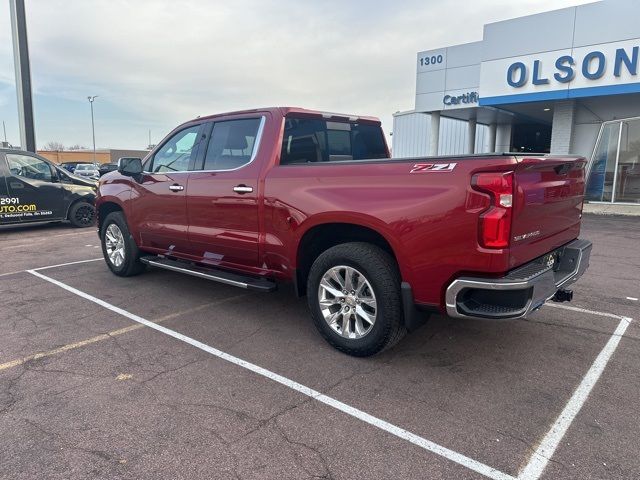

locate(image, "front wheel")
(68, 201), (95, 228)
(100, 212), (146, 277)
(307, 242), (406, 357)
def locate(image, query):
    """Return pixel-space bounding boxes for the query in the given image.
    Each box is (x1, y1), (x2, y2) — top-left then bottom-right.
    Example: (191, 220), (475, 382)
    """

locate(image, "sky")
(0, 0), (596, 150)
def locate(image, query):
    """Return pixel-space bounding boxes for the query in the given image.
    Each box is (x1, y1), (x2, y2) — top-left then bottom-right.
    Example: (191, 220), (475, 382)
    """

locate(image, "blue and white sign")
(479, 38), (640, 105)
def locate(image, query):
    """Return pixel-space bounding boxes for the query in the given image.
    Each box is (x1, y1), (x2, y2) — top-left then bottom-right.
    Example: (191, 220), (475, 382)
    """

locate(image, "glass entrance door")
(586, 117), (640, 204)
(616, 119), (640, 203)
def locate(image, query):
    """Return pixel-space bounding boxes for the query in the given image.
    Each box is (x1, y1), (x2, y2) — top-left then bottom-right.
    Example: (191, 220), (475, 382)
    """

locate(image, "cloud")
(0, 0), (594, 148)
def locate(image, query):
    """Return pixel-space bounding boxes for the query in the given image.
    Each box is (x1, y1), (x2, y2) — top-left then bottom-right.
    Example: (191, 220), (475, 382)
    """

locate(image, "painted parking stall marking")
(0, 294), (251, 373)
(28, 267), (515, 480)
(31, 257), (103, 271)
(2, 229), (96, 250)
(25, 261), (634, 480)
(545, 302), (630, 320)
(0, 257), (102, 278)
(517, 314), (632, 480)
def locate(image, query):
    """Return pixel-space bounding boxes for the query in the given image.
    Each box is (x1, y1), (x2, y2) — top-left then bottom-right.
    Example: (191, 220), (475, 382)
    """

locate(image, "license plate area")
(542, 251), (563, 272)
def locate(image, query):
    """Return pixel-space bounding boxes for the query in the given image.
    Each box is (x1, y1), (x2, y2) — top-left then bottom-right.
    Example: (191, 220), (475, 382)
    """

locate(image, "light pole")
(87, 95), (98, 163)
(10, 0), (36, 152)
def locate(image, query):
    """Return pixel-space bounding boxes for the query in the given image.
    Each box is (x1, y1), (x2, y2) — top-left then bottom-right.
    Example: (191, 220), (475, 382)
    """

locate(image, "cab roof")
(191, 107), (381, 125)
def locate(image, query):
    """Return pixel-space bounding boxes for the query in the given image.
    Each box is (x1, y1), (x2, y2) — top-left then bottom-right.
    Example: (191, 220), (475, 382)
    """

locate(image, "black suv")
(1, 149), (97, 227)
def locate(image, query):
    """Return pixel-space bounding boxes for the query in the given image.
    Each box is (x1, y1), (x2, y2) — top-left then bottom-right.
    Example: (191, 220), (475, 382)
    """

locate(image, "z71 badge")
(410, 162), (457, 173)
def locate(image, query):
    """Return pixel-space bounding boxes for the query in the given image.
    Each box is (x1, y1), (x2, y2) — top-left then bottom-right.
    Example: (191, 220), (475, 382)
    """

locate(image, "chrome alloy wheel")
(318, 265), (377, 339)
(104, 223), (125, 267)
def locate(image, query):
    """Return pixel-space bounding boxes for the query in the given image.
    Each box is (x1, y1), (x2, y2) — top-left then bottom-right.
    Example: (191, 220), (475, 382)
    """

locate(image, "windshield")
(76, 164), (93, 170)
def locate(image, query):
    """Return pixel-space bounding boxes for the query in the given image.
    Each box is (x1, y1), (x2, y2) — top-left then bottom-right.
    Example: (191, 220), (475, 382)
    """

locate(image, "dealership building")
(392, 0), (640, 205)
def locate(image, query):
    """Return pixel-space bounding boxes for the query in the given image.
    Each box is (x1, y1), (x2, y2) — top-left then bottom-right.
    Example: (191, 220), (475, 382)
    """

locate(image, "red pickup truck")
(96, 107), (591, 356)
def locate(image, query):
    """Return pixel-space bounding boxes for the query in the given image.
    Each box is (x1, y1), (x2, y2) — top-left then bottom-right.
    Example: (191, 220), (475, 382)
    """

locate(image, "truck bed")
(264, 152), (586, 308)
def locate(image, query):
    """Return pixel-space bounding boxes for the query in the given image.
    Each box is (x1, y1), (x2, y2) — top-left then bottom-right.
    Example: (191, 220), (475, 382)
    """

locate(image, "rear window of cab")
(280, 117), (388, 165)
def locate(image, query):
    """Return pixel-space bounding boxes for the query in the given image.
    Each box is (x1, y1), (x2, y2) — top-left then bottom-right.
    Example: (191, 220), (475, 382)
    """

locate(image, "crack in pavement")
(130, 370), (322, 480)
(0, 367), (27, 415)
(0, 295), (252, 374)
(135, 358), (206, 386)
(273, 415), (335, 480)
(522, 317), (639, 343)
(23, 418), (119, 466)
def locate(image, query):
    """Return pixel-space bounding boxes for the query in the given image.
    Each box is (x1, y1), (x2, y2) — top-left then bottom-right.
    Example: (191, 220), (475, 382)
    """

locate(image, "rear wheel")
(100, 212), (146, 277)
(68, 201), (95, 228)
(307, 242), (406, 357)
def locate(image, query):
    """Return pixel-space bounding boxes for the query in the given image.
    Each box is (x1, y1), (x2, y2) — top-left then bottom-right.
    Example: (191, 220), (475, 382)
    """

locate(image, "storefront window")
(585, 123), (620, 202)
(616, 119), (640, 203)
(586, 117), (640, 204)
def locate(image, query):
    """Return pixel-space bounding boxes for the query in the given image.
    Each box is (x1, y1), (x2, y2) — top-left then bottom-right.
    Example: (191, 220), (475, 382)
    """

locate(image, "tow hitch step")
(140, 256), (276, 292)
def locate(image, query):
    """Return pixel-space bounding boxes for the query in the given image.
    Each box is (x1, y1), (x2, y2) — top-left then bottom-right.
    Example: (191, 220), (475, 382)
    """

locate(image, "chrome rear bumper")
(445, 239), (592, 320)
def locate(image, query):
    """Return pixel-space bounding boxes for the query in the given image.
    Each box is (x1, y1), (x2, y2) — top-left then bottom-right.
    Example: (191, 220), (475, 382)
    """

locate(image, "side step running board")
(140, 256), (276, 292)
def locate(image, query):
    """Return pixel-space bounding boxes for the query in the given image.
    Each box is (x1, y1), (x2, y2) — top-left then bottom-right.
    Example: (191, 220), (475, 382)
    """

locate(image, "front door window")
(7, 154), (54, 182)
(148, 125), (202, 173)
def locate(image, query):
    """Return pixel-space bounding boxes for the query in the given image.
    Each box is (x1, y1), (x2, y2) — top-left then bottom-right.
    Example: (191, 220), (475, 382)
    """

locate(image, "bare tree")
(67, 144), (87, 151)
(42, 141), (65, 151)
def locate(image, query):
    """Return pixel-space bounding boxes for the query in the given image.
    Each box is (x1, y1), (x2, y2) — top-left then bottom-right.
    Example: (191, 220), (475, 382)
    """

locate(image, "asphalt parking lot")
(1, 215), (638, 480)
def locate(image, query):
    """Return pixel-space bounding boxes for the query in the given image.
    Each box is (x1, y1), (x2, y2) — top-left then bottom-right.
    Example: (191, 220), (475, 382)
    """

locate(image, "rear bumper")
(445, 238), (592, 320)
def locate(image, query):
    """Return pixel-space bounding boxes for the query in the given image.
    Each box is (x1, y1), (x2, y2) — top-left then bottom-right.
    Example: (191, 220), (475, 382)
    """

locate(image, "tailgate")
(510, 155), (587, 268)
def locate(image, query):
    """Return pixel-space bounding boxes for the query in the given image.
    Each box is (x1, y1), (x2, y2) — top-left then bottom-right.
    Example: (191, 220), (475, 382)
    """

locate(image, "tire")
(307, 242), (406, 357)
(100, 211), (146, 277)
(68, 201), (96, 228)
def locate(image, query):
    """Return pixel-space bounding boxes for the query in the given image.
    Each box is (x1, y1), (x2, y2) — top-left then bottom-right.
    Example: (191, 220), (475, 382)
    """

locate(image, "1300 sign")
(420, 54), (443, 67)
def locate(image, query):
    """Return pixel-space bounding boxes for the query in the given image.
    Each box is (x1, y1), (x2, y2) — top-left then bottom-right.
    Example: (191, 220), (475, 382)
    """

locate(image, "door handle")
(169, 184), (184, 192)
(9, 182), (24, 189)
(233, 185), (253, 194)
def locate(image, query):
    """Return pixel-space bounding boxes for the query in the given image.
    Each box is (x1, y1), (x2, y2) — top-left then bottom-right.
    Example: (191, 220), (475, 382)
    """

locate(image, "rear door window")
(280, 117), (388, 165)
(201, 118), (263, 171)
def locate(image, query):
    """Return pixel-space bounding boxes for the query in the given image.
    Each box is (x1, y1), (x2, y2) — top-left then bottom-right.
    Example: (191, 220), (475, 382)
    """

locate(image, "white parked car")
(73, 163), (100, 179)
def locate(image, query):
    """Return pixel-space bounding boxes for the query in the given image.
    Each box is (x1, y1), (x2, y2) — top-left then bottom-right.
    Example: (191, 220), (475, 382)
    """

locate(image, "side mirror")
(118, 157), (143, 176)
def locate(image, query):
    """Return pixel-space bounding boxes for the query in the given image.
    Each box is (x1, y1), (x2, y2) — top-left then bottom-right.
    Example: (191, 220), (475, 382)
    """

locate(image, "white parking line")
(3, 230), (95, 249)
(24, 263), (634, 479)
(32, 258), (103, 271)
(545, 302), (629, 320)
(0, 258), (103, 278)
(0, 270), (27, 278)
(27, 268), (515, 480)
(518, 314), (633, 480)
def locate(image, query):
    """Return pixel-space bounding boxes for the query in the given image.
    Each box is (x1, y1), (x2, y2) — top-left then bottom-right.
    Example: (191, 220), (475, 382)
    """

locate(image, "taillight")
(472, 171), (514, 249)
